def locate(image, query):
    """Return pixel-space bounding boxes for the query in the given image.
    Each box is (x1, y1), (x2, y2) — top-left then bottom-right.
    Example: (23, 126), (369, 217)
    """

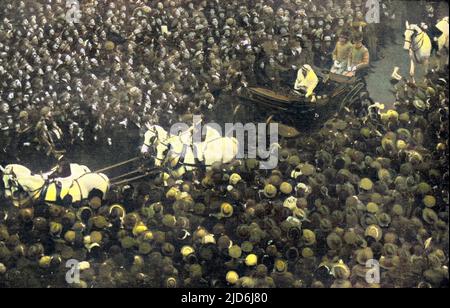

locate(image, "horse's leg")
(62, 194), (73, 206)
(409, 57), (416, 84)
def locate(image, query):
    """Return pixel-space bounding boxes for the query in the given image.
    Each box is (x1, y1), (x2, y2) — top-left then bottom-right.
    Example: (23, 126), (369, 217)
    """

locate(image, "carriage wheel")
(339, 82), (367, 115)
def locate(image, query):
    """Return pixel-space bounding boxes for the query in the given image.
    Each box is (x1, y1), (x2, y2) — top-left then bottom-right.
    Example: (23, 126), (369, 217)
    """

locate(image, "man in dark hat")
(47, 156), (71, 179)
(321, 36), (334, 69)
(312, 39), (323, 67)
(380, 0), (398, 47)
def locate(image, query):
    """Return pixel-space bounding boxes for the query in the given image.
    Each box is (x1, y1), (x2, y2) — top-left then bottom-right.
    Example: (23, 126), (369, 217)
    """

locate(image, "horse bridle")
(405, 28), (428, 65)
(150, 128), (170, 147)
(67, 172), (109, 202)
(405, 28), (425, 53)
(3, 168), (45, 203)
(148, 126), (227, 168)
(146, 128), (171, 163)
(153, 134), (202, 168)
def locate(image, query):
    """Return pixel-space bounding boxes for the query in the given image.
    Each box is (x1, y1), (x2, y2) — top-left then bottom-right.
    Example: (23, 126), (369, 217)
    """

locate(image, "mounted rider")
(35, 107), (65, 160)
(1, 163), (109, 206)
(47, 157), (72, 180)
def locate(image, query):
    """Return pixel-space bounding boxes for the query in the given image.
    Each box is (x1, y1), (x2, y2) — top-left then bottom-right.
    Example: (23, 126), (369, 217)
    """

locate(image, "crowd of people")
(0, 0), (405, 162)
(1, 68), (448, 288)
(0, 0), (449, 288)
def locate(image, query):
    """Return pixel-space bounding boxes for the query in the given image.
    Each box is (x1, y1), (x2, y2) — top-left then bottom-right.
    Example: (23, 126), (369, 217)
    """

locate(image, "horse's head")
(404, 21), (420, 50)
(141, 124), (169, 154)
(141, 128), (157, 154)
(1, 166), (24, 205)
(142, 124), (173, 167)
(154, 140), (171, 167)
(0, 165), (44, 207)
(1, 165), (15, 199)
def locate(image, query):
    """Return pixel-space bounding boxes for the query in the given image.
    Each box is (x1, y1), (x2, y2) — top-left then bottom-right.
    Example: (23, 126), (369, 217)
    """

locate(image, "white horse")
(141, 125), (171, 155)
(1, 164), (109, 207)
(435, 17), (449, 69)
(43, 163), (92, 179)
(141, 124), (239, 177)
(404, 21), (432, 82)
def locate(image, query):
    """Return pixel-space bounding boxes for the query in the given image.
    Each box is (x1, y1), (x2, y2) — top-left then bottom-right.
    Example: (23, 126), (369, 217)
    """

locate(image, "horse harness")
(150, 127), (237, 170)
(149, 128), (204, 169)
(406, 29), (427, 63)
(168, 142), (205, 170)
(39, 180), (64, 204)
(162, 137), (229, 169)
(40, 172), (108, 204)
(4, 166), (108, 206)
(5, 169), (45, 204)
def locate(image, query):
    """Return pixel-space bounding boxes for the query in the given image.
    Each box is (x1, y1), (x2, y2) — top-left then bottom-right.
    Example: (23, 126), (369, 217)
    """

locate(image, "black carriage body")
(238, 72), (369, 130)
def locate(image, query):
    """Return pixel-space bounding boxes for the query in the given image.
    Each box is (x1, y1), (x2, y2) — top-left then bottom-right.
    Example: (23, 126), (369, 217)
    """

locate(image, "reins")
(405, 28), (427, 63)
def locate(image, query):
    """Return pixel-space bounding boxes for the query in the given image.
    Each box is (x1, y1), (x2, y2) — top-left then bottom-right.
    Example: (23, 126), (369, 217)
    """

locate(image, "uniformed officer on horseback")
(35, 107), (65, 160)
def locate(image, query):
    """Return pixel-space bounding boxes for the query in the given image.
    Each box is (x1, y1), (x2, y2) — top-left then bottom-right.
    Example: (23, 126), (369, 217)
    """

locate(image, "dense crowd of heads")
(1, 0), (395, 154)
(1, 68), (448, 288)
(0, 0), (449, 288)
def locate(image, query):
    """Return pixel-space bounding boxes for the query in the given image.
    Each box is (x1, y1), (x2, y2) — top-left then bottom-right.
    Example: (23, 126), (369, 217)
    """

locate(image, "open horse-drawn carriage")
(237, 67), (372, 131)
